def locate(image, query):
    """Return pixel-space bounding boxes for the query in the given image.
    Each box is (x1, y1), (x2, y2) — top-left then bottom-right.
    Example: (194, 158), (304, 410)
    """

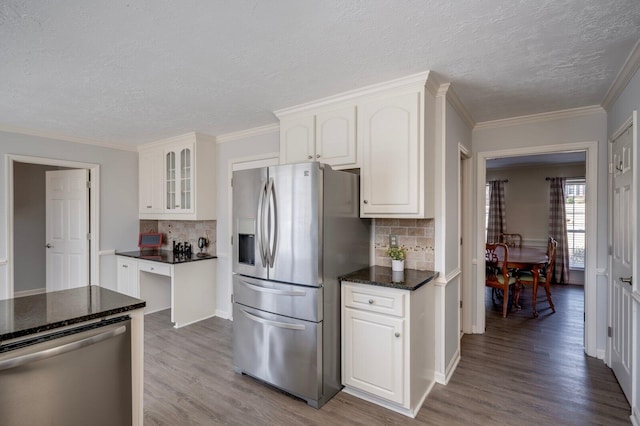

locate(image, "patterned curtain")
(486, 180), (506, 243)
(549, 178), (570, 283)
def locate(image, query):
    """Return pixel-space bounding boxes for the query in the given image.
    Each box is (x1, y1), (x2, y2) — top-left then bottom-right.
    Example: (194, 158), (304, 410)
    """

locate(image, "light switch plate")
(389, 235), (398, 248)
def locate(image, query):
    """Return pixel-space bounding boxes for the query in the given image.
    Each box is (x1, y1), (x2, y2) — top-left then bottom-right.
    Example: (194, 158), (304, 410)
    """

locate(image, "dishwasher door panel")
(233, 303), (322, 402)
(0, 319), (132, 426)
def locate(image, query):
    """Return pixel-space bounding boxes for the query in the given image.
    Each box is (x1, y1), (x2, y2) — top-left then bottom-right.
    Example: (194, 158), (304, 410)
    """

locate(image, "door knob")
(620, 276), (632, 285)
(307, 155), (313, 160)
(45, 243), (53, 248)
(395, 332), (400, 338)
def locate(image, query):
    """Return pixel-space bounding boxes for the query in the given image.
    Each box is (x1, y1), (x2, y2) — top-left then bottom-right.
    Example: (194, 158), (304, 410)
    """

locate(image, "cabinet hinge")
(608, 326), (612, 338)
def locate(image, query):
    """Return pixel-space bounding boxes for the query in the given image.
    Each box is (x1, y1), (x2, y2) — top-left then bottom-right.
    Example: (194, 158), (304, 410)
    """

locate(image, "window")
(485, 183), (490, 239)
(565, 179), (585, 269)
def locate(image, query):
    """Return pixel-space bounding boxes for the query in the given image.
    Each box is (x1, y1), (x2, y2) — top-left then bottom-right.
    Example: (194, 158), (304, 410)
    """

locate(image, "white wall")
(0, 131), (139, 297)
(434, 93), (472, 383)
(486, 163), (586, 246)
(214, 130), (280, 318)
(472, 108), (608, 355)
(606, 62), (640, 423)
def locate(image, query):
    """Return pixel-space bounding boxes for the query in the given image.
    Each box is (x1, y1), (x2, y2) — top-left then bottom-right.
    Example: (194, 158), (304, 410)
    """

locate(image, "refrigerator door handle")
(237, 278), (307, 296)
(256, 181), (268, 268)
(266, 177), (278, 268)
(240, 308), (305, 331)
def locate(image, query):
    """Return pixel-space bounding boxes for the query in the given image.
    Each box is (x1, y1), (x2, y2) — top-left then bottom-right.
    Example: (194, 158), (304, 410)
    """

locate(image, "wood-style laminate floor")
(144, 284), (631, 425)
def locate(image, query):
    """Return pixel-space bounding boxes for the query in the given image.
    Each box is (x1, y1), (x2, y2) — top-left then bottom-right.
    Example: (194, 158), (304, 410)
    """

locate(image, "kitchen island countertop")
(0, 286), (145, 343)
(340, 266), (439, 291)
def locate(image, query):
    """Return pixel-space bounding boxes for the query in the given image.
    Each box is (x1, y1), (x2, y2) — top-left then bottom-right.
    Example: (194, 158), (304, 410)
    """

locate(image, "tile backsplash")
(374, 218), (435, 271)
(139, 220), (217, 255)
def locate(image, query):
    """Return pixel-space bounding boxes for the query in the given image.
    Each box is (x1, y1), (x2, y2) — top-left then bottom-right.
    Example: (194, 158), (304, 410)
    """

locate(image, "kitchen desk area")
(116, 250), (216, 328)
(0, 286), (145, 426)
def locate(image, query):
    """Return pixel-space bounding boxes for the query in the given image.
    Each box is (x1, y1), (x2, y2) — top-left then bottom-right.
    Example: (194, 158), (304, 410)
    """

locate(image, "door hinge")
(460, 300), (463, 309)
(87, 233), (91, 240)
(86, 180), (91, 189)
(608, 326), (612, 338)
(231, 235), (233, 245)
(608, 245), (612, 256)
(230, 178), (233, 187)
(460, 237), (463, 245)
(231, 294), (234, 304)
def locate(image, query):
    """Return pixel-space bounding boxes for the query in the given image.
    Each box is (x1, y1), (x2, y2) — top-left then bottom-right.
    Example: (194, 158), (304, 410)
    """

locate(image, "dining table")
(497, 245), (549, 317)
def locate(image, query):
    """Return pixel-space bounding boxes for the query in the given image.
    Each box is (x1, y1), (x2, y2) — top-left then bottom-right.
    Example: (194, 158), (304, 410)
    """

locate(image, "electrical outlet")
(389, 235), (398, 248)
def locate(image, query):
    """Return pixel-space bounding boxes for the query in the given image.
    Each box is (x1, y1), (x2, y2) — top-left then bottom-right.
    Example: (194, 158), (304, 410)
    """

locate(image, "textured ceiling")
(1, 1), (639, 147)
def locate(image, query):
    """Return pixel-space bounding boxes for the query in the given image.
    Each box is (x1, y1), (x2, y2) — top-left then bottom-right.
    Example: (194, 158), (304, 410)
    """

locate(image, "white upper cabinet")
(277, 104), (358, 169)
(139, 148), (163, 214)
(274, 72), (438, 218)
(359, 91), (421, 217)
(279, 115), (315, 164)
(316, 105), (357, 167)
(138, 132), (216, 220)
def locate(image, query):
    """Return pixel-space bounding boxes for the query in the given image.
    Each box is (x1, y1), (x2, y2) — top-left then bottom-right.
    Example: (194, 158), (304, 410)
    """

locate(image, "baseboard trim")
(596, 349), (606, 360)
(13, 288), (45, 298)
(631, 408), (640, 426)
(342, 384), (432, 419)
(435, 349), (460, 384)
(215, 309), (231, 320)
(173, 313), (217, 329)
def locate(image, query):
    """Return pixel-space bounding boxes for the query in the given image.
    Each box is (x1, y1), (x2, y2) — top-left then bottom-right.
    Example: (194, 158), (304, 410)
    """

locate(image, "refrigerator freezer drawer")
(233, 304), (322, 402)
(233, 275), (322, 322)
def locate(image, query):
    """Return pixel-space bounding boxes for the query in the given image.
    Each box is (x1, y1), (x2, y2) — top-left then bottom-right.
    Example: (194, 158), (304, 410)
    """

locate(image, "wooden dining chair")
(517, 238), (557, 316)
(499, 232), (523, 248)
(486, 243), (517, 318)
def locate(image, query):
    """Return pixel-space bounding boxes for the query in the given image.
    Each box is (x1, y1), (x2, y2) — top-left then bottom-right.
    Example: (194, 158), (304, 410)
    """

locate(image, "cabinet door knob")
(307, 155), (313, 160)
(395, 332), (400, 338)
(146, 205), (152, 208)
(368, 299), (374, 304)
(45, 243), (53, 248)
(122, 265), (128, 268)
(363, 200), (368, 204)
(316, 154), (320, 158)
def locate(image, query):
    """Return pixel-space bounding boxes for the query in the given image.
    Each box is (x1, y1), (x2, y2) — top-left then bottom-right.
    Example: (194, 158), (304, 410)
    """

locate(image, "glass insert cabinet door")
(165, 145), (193, 211)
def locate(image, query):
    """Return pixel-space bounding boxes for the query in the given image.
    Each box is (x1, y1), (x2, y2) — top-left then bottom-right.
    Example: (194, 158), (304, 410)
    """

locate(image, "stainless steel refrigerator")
(232, 162), (370, 408)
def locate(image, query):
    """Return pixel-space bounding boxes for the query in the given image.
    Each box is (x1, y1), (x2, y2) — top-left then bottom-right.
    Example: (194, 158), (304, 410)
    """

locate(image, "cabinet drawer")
(343, 282), (405, 317)
(138, 260), (171, 277)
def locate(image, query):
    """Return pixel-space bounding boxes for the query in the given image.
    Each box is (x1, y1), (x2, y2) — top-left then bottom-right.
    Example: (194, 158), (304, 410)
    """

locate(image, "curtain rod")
(545, 176), (584, 181)
(488, 179), (508, 183)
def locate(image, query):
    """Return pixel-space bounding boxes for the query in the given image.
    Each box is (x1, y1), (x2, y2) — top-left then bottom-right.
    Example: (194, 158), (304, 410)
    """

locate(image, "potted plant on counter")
(386, 246), (406, 271)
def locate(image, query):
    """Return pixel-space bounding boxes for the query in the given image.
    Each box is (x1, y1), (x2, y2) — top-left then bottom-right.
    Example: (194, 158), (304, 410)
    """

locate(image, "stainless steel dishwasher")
(0, 316), (132, 426)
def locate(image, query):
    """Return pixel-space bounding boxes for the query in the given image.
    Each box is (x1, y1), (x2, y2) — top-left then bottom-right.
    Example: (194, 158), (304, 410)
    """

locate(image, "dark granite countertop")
(116, 249), (217, 264)
(340, 266), (439, 291)
(0, 286), (146, 344)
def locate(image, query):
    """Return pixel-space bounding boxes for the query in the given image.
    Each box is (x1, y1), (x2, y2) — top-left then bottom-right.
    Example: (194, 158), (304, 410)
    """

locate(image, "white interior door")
(610, 121), (634, 402)
(46, 169), (89, 292)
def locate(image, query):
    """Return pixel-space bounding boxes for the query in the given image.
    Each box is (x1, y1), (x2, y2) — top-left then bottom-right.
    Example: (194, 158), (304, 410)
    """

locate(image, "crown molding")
(215, 123), (279, 144)
(274, 71), (432, 118)
(436, 83), (475, 129)
(473, 105), (605, 131)
(0, 124), (136, 152)
(137, 131), (216, 150)
(602, 38), (640, 111)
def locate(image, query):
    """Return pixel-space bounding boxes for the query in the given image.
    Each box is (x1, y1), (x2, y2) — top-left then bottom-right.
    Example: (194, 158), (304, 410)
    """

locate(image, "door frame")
(606, 112), (638, 410)
(3, 154), (100, 300)
(460, 143), (473, 334)
(225, 152), (279, 319)
(474, 141), (598, 356)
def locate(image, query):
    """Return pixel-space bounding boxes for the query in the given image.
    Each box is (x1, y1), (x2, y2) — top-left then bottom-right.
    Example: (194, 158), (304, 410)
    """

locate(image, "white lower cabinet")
(116, 257), (139, 298)
(342, 281), (435, 418)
